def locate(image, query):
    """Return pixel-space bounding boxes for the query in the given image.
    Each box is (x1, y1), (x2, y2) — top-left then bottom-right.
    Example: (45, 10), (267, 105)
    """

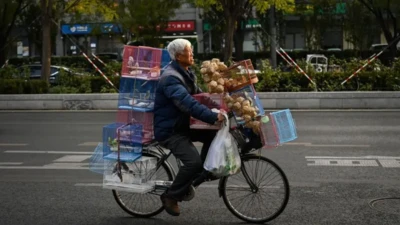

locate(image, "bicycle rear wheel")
(221, 154), (290, 223)
(112, 152), (174, 218)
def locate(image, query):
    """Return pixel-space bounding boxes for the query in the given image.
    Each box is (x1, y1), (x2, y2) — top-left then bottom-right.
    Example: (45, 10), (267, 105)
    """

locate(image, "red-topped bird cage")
(121, 46), (163, 80)
(222, 59), (259, 92)
(116, 110), (154, 143)
(190, 93), (228, 129)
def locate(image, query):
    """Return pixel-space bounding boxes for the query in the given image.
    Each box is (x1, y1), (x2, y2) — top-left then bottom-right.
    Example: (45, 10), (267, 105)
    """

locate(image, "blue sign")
(61, 23), (122, 35)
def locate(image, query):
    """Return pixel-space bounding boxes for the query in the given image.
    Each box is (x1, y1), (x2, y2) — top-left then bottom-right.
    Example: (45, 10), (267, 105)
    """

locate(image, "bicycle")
(110, 113), (290, 224)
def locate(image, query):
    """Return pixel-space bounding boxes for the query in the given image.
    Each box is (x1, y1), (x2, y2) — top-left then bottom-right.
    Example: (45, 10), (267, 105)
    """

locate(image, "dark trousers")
(159, 129), (217, 201)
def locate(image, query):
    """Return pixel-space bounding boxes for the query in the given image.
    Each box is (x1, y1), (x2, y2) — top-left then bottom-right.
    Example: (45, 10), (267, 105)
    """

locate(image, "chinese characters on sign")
(165, 21), (196, 33)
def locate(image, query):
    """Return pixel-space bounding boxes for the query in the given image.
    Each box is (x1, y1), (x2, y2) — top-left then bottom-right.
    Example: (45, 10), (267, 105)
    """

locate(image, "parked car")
(94, 52), (123, 62)
(15, 64), (87, 85)
(369, 44), (388, 51)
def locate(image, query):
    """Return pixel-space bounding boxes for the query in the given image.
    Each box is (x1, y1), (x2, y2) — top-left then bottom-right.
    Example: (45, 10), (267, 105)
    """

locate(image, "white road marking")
(283, 142), (312, 146)
(78, 142), (100, 146)
(0, 143), (28, 146)
(42, 163), (88, 169)
(308, 159), (379, 167)
(378, 159), (400, 168)
(306, 156), (400, 159)
(75, 183), (103, 187)
(305, 144), (370, 148)
(306, 156), (400, 168)
(279, 143), (370, 147)
(0, 166), (88, 169)
(0, 162), (23, 165)
(54, 155), (91, 162)
(4, 150), (92, 154)
(74, 183), (219, 188)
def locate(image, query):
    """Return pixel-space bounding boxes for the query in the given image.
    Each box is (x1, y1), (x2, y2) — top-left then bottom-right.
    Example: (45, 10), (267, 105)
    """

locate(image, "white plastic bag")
(203, 113), (241, 177)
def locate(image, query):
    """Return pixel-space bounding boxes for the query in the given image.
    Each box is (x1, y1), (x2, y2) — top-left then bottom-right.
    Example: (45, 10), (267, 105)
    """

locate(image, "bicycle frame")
(141, 126), (262, 198)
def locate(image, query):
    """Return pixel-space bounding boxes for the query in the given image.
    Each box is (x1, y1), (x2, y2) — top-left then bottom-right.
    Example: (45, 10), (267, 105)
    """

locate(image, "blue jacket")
(153, 61), (218, 141)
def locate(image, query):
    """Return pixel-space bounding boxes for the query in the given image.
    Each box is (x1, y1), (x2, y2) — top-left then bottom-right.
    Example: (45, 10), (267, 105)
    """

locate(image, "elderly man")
(153, 39), (225, 216)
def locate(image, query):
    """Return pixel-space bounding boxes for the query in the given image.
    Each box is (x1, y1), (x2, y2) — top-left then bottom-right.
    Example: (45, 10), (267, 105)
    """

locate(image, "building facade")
(8, 2), (393, 59)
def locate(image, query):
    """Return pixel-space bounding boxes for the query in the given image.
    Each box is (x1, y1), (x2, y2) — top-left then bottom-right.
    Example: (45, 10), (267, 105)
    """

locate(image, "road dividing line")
(308, 159), (379, 167)
(5, 150), (92, 154)
(0, 143), (28, 146)
(54, 155), (91, 162)
(306, 156), (400, 168)
(306, 156), (400, 159)
(305, 144), (370, 148)
(75, 183), (103, 187)
(0, 166), (88, 169)
(78, 142), (100, 147)
(278, 143), (370, 147)
(42, 163), (88, 169)
(74, 183), (219, 188)
(283, 142), (312, 146)
(0, 162), (23, 165)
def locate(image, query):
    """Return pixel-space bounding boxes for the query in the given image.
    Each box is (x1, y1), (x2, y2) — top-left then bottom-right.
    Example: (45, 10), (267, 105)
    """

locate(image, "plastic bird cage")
(102, 123), (143, 162)
(121, 45), (170, 80)
(89, 143), (105, 174)
(258, 115), (280, 148)
(222, 59), (259, 92)
(118, 77), (157, 112)
(115, 111), (154, 142)
(230, 85), (265, 120)
(102, 156), (157, 193)
(190, 93), (227, 129)
(270, 109), (297, 144)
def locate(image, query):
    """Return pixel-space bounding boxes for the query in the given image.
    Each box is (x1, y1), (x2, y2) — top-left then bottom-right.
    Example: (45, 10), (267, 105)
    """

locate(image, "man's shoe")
(160, 194), (180, 216)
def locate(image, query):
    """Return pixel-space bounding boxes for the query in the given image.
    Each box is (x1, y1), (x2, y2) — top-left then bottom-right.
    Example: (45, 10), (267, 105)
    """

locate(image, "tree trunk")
(269, 6), (277, 68)
(234, 17), (245, 61)
(41, 0), (52, 84)
(0, 35), (7, 67)
(223, 16), (235, 64)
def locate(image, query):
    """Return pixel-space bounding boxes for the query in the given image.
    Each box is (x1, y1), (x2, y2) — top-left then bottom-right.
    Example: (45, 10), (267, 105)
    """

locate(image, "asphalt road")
(0, 110), (399, 225)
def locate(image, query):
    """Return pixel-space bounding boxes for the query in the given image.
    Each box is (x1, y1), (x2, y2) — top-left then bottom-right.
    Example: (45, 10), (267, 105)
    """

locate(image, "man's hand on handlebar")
(217, 109), (226, 122)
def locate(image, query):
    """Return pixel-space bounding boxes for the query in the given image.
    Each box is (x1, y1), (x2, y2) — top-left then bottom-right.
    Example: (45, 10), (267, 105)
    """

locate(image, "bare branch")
(357, 0), (376, 15)
(63, 0), (83, 14)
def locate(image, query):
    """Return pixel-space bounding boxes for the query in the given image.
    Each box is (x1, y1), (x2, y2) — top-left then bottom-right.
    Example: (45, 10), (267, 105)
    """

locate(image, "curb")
(0, 92), (400, 110)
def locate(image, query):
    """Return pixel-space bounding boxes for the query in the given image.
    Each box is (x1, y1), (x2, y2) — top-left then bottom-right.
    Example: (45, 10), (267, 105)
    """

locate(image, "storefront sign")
(165, 21), (196, 33)
(242, 19), (261, 30)
(61, 23), (122, 35)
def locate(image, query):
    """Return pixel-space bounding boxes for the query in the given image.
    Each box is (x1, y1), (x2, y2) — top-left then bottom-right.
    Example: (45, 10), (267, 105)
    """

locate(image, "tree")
(18, 4), (43, 56)
(294, 0), (339, 50)
(199, 5), (225, 53)
(358, 0), (400, 56)
(115, 0), (183, 48)
(39, 0), (118, 84)
(194, 0), (294, 64)
(0, 0), (31, 66)
(343, 1), (380, 50)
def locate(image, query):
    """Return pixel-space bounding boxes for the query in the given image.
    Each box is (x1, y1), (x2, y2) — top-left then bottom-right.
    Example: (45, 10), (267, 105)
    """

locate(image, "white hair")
(167, 38), (192, 60)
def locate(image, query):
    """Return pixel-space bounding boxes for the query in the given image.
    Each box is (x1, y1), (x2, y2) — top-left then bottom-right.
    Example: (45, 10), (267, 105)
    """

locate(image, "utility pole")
(269, 5), (277, 68)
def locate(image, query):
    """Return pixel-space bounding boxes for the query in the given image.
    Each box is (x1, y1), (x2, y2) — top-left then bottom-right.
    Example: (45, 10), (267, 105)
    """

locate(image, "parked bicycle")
(110, 112), (290, 224)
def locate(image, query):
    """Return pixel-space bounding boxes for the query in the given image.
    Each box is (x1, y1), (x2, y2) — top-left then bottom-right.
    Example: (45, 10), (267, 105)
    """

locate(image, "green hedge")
(1, 70), (399, 94)
(255, 70), (400, 92)
(0, 79), (49, 94)
(2, 55), (400, 94)
(0, 75), (120, 94)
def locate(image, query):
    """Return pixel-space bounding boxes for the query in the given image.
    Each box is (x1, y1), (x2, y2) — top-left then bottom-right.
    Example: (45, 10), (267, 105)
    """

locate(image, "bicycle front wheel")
(112, 152), (174, 218)
(221, 154), (290, 223)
